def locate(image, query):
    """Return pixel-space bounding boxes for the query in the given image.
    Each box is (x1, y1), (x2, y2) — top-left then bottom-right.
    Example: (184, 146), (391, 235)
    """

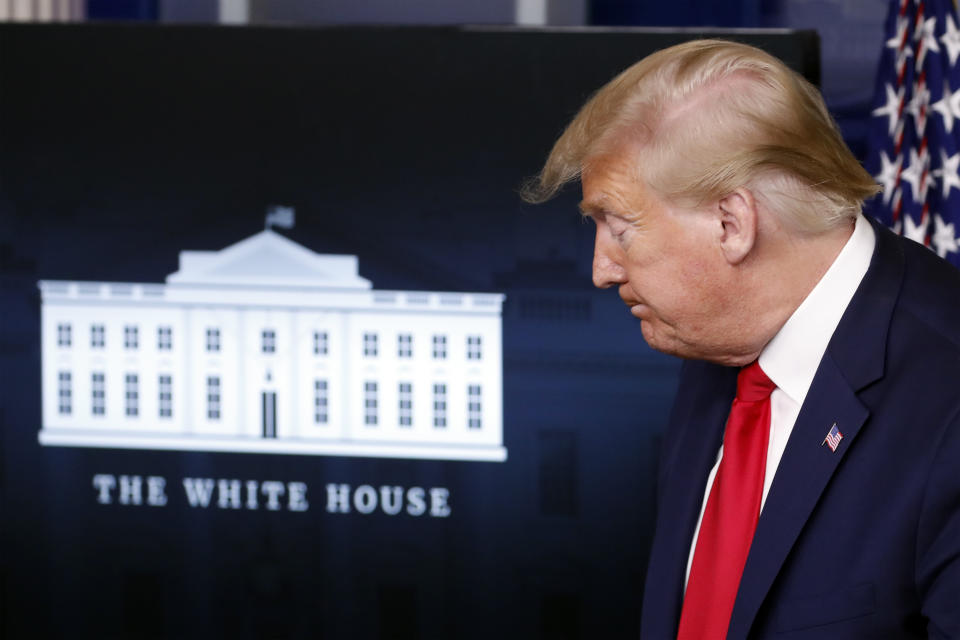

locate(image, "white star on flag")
(887, 15), (910, 51)
(916, 16), (941, 66)
(933, 150), (960, 198)
(932, 213), (960, 256)
(874, 84), (905, 135)
(904, 213), (931, 244)
(907, 82), (932, 132)
(942, 14), (960, 65)
(876, 151), (903, 204)
(932, 80), (960, 133)
(900, 147), (931, 200)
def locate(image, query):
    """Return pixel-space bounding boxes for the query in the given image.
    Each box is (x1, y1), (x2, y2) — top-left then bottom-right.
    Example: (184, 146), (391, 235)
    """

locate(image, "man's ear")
(718, 188), (758, 265)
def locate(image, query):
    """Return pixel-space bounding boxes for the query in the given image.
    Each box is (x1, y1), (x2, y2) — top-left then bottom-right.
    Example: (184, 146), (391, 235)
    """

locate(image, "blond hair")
(522, 39), (879, 233)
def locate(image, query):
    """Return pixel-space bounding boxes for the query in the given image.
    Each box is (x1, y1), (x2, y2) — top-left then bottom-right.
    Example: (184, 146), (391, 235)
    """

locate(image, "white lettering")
(90, 476), (442, 516)
(287, 482), (309, 512)
(218, 479), (242, 509)
(146, 476), (168, 507)
(406, 487), (426, 517)
(183, 478), (216, 508)
(326, 483), (351, 513)
(321, 484), (450, 517)
(245, 480), (259, 510)
(92, 474), (116, 504)
(430, 488), (451, 517)
(380, 486), (404, 515)
(119, 475), (142, 506)
(354, 485), (378, 514)
(261, 481), (285, 511)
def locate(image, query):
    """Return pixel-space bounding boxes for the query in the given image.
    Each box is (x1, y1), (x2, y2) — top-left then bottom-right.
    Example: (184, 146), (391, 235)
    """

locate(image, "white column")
(237, 306), (246, 437)
(182, 305), (193, 434)
(340, 310), (352, 441)
(288, 309), (299, 438)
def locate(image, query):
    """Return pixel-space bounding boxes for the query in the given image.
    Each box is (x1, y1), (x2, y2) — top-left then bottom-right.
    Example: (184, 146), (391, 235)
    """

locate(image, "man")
(523, 40), (960, 639)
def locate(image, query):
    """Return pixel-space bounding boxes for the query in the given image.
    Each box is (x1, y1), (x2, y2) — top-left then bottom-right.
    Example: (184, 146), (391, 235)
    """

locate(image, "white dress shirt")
(683, 214), (877, 588)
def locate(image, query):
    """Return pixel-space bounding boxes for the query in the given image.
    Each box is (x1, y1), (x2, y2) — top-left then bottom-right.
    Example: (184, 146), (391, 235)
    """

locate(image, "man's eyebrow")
(578, 198), (605, 219)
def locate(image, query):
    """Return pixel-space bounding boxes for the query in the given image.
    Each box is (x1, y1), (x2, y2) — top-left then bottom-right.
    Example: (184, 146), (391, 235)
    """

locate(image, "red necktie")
(677, 361), (776, 640)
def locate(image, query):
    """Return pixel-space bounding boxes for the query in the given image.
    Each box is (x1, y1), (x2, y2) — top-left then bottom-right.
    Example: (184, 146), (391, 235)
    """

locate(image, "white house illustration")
(38, 229), (506, 462)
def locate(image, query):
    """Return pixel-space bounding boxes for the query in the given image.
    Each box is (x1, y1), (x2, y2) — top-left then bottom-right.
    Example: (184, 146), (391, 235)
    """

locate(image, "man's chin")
(639, 322), (684, 358)
(641, 323), (759, 366)
(641, 323), (720, 362)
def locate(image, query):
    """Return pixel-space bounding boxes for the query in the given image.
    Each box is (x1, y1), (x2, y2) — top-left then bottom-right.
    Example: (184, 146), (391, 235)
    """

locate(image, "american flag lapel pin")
(822, 423), (843, 452)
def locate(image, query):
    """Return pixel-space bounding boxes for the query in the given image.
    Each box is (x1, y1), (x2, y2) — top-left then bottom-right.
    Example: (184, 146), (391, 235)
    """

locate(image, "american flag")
(822, 424), (844, 453)
(864, 0), (960, 267)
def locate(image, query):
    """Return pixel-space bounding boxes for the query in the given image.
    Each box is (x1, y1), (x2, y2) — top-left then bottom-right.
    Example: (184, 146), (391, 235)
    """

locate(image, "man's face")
(580, 152), (740, 361)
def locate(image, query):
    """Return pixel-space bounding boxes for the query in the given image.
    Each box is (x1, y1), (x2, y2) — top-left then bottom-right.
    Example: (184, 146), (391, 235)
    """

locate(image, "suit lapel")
(726, 219), (904, 639)
(726, 355), (868, 638)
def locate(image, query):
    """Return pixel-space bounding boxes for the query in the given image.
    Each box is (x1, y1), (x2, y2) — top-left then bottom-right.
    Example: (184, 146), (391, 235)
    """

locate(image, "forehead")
(579, 151), (654, 216)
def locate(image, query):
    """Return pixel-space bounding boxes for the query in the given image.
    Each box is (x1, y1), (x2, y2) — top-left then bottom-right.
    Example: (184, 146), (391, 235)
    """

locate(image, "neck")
(719, 219), (856, 368)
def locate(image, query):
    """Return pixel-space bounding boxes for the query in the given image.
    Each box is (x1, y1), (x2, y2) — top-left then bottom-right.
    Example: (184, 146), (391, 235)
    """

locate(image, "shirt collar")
(758, 214), (876, 405)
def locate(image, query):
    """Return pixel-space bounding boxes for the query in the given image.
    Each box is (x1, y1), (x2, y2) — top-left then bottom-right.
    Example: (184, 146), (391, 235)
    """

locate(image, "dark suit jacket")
(641, 219), (960, 639)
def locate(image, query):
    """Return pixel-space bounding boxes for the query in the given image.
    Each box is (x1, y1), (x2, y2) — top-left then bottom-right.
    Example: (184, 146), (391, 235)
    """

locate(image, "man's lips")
(629, 303), (650, 319)
(620, 296), (649, 318)
(619, 287), (649, 318)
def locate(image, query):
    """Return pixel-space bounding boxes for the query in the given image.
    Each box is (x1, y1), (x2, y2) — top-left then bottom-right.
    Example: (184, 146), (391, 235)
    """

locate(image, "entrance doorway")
(262, 391), (277, 438)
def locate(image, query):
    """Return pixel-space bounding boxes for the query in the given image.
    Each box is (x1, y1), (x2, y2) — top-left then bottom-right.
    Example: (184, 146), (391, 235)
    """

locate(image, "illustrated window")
(125, 373), (139, 417)
(157, 326), (173, 351)
(467, 335), (482, 360)
(432, 334), (447, 359)
(91, 372), (106, 416)
(364, 381), (378, 425)
(207, 376), (221, 420)
(158, 374), (173, 418)
(206, 328), (220, 353)
(363, 332), (378, 358)
(57, 371), (72, 415)
(314, 379), (328, 425)
(57, 323), (72, 348)
(398, 382), (413, 427)
(433, 383), (447, 428)
(124, 325), (139, 350)
(467, 384), (482, 429)
(261, 329), (276, 354)
(397, 334), (413, 358)
(313, 331), (328, 356)
(91, 324), (105, 349)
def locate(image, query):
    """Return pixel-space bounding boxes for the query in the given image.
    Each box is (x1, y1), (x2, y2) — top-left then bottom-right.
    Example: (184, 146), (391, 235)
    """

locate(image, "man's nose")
(592, 233), (627, 289)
